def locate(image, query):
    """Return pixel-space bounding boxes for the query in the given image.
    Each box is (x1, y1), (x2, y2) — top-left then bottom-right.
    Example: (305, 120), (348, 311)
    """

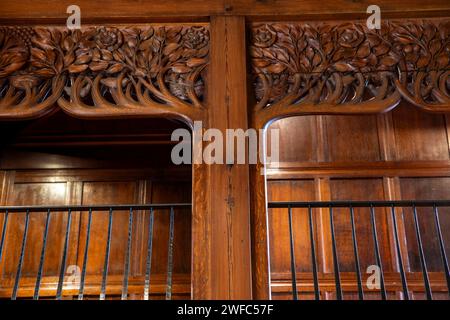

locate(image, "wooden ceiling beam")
(1, 0), (449, 23)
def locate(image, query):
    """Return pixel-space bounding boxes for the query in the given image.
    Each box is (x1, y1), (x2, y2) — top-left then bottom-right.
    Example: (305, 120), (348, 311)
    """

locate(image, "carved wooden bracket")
(250, 19), (450, 127)
(0, 24), (209, 123)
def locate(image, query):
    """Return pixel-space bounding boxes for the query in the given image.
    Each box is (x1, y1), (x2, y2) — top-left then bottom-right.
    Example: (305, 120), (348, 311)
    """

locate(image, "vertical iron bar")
(308, 206), (320, 300)
(33, 209), (51, 300)
(412, 205), (433, 300)
(0, 210), (9, 265)
(100, 208), (113, 300)
(329, 206), (343, 300)
(433, 205), (450, 296)
(11, 210), (30, 300)
(165, 207), (175, 300)
(121, 208), (133, 300)
(369, 205), (386, 300)
(56, 209), (72, 300)
(287, 205), (298, 300)
(390, 205), (409, 300)
(144, 207), (155, 300)
(78, 208), (93, 300)
(349, 206), (364, 300)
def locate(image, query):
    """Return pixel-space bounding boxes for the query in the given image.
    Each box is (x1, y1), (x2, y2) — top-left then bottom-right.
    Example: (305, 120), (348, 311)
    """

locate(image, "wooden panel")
(79, 181), (138, 279)
(267, 180), (315, 274)
(0, 182), (70, 280)
(392, 103), (449, 161)
(267, 117), (318, 163)
(146, 181), (192, 275)
(399, 177), (450, 272)
(324, 115), (381, 162)
(329, 179), (393, 272)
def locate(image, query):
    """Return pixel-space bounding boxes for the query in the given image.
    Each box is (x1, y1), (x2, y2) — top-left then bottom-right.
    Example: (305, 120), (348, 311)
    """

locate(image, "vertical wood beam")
(249, 146), (270, 299)
(192, 16), (252, 299)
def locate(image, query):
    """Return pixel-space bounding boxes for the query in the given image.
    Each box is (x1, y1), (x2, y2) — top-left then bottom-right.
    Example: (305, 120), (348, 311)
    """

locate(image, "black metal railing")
(268, 200), (450, 300)
(0, 203), (191, 300)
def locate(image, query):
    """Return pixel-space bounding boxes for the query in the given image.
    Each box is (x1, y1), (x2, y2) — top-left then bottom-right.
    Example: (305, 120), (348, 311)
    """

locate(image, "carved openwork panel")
(250, 19), (450, 125)
(0, 24), (209, 121)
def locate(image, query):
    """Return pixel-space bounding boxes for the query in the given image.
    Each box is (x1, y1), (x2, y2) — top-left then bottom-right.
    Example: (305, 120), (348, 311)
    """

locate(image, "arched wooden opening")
(0, 112), (192, 299)
(249, 19), (450, 299)
(265, 103), (450, 299)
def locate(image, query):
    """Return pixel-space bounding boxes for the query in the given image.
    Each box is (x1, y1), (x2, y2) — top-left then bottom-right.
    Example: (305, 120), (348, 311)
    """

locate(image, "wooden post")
(191, 16), (253, 299)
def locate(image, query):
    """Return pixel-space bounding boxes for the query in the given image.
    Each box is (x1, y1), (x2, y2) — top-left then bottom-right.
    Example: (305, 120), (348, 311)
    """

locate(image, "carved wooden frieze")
(250, 19), (450, 125)
(0, 24), (209, 121)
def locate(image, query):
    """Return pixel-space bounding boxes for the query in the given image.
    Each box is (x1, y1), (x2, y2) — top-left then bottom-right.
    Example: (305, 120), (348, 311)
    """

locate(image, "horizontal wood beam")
(266, 161), (450, 179)
(1, 0), (449, 23)
(271, 271), (450, 293)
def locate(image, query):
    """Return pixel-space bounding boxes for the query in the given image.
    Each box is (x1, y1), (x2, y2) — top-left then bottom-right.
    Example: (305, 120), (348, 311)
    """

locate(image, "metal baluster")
(0, 210), (9, 265)
(166, 207), (175, 300)
(121, 208), (133, 300)
(412, 205), (432, 300)
(33, 209), (51, 300)
(100, 208), (113, 300)
(369, 205), (386, 300)
(78, 208), (93, 300)
(349, 206), (364, 300)
(308, 206), (320, 300)
(433, 205), (450, 296)
(56, 209), (72, 300)
(144, 207), (155, 300)
(329, 206), (342, 300)
(11, 210), (30, 300)
(287, 205), (298, 300)
(390, 205), (409, 300)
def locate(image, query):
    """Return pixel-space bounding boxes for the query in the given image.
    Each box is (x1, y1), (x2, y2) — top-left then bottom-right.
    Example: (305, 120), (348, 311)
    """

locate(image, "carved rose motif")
(94, 27), (124, 51)
(336, 25), (365, 49)
(253, 24), (277, 48)
(181, 26), (209, 49)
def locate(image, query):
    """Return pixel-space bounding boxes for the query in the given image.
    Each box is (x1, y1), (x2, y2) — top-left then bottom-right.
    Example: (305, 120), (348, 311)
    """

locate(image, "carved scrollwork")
(250, 19), (450, 125)
(0, 24), (209, 121)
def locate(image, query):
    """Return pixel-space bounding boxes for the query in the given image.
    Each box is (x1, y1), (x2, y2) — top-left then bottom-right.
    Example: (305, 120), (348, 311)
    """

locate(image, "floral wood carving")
(250, 19), (450, 126)
(0, 24), (209, 122)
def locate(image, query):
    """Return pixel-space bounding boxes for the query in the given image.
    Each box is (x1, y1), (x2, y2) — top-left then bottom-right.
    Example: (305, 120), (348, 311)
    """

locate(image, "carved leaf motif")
(0, 24), (210, 116)
(250, 19), (450, 110)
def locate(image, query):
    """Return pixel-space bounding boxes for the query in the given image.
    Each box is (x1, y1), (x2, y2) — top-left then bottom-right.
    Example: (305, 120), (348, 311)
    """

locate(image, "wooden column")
(191, 16), (253, 299)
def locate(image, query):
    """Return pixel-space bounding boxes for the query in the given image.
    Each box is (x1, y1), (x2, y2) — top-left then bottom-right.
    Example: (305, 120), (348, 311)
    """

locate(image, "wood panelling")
(147, 182), (192, 275)
(399, 178), (450, 272)
(0, 113), (192, 299)
(1, 182), (69, 278)
(268, 117), (318, 163)
(267, 101), (450, 299)
(324, 116), (381, 162)
(392, 103), (449, 161)
(80, 181), (138, 276)
(329, 179), (393, 272)
(267, 180), (315, 273)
